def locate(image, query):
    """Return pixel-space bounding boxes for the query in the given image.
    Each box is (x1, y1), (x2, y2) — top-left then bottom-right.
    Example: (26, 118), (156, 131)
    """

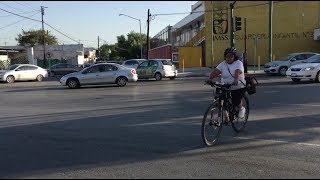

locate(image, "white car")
(136, 59), (178, 80)
(59, 63), (138, 89)
(286, 54), (320, 83)
(264, 52), (318, 76)
(0, 64), (48, 83)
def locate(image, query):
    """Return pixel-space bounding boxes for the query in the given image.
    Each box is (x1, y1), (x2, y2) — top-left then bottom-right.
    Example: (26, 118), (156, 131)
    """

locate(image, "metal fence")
(0, 57), (67, 70)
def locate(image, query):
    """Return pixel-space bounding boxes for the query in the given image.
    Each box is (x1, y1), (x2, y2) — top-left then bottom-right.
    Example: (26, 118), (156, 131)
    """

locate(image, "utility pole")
(269, 1), (273, 62)
(230, 1), (236, 47)
(244, 18), (247, 73)
(146, 9), (151, 60)
(139, 19), (142, 59)
(41, 6), (47, 68)
(97, 36), (100, 59)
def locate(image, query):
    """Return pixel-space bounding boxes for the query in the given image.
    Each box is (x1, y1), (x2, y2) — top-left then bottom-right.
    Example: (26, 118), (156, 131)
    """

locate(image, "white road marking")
(192, 133), (320, 148)
(272, 103), (320, 107)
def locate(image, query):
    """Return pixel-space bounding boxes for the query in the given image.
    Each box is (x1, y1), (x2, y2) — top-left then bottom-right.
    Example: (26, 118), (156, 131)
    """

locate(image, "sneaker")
(238, 107), (246, 119)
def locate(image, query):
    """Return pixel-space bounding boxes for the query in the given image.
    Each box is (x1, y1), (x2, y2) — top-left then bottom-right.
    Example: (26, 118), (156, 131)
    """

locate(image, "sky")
(0, 1), (197, 48)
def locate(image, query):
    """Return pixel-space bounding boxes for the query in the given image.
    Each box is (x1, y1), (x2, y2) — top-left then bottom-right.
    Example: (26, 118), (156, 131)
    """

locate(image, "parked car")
(264, 52), (318, 76)
(49, 63), (82, 76)
(78, 63), (93, 69)
(286, 54), (320, 83)
(0, 64), (48, 83)
(107, 61), (123, 65)
(59, 63), (138, 89)
(121, 59), (147, 69)
(136, 59), (178, 80)
(95, 60), (107, 64)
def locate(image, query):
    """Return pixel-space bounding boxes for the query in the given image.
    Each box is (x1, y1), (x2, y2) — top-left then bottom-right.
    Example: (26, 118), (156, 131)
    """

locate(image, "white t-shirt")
(216, 60), (246, 90)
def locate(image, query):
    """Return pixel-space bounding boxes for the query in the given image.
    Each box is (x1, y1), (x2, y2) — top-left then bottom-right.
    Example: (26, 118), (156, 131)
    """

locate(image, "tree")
(115, 31), (149, 59)
(15, 29), (58, 46)
(98, 31), (150, 61)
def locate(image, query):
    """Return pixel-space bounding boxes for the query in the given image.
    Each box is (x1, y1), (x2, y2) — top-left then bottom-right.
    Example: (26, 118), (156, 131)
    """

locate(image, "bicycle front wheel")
(201, 101), (223, 146)
(232, 95), (249, 133)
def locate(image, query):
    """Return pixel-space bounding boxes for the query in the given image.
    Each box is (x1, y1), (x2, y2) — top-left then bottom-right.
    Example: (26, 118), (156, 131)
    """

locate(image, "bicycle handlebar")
(204, 80), (233, 89)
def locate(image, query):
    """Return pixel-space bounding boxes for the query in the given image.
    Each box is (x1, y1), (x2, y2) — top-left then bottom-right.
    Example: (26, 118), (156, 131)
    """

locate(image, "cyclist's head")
(224, 47), (238, 64)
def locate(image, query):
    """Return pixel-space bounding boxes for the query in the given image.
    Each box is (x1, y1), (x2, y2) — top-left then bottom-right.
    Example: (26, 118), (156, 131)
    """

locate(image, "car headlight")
(271, 64), (279, 67)
(303, 67), (315, 71)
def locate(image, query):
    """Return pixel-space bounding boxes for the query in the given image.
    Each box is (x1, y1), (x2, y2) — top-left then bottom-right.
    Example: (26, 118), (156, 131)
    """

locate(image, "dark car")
(49, 63), (82, 76)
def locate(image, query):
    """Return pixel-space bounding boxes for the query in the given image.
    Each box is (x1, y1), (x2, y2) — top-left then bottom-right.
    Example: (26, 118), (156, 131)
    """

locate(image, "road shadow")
(0, 87), (320, 178)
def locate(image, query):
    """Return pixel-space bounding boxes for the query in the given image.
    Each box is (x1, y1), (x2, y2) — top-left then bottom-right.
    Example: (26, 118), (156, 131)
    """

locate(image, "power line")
(0, 5), (82, 45)
(152, 1), (282, 17)
(0, 10), (38, 17)
(44, 22), (79, 44)
(0, 1), (26, 13)
(0, 12), (39, 30)
(0, 7), (41, 22)
(13, 1), (40, 12)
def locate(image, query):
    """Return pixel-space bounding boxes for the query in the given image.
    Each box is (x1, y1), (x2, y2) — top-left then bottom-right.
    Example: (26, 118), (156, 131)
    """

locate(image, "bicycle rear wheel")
(232, 95), (249, 133)
(201, 101), (223, 146)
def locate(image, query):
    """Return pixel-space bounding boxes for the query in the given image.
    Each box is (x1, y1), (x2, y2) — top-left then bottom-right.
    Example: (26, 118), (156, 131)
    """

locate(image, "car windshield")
(278, 55), (294, 61)
(306, 55), (320, 63)
(7, 64), (19, 70)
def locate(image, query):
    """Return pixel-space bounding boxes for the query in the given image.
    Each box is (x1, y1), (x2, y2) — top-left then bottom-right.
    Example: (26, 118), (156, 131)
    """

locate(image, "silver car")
(264, 52), (318, 76)
(59, 63), (138, 89)
(0, 64), (48, 83)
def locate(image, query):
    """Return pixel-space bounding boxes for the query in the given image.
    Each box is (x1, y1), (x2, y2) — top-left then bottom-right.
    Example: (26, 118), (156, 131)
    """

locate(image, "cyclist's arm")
(209, 68), (221, 80)
(234, 69), (242, 81)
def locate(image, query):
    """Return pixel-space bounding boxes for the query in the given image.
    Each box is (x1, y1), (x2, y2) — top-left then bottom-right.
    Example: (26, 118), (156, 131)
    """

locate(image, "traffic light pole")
(230, 2), (235, 47)
(269, 1), (273, 62)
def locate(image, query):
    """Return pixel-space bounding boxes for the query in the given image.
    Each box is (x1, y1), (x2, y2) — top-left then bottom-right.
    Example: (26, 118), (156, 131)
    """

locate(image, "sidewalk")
(177, 66), (265, 78)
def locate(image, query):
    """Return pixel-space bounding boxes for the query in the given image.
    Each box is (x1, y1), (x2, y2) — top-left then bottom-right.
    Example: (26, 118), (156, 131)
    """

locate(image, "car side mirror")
(15, 69), (20, 71)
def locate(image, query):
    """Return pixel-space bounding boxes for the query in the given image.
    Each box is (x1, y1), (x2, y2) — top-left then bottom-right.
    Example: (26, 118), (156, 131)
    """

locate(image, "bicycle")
(201, 80), (250, 146)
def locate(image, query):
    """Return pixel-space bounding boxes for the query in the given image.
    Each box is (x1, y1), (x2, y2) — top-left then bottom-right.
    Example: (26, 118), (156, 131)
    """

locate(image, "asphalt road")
(0, 76), (319, 178)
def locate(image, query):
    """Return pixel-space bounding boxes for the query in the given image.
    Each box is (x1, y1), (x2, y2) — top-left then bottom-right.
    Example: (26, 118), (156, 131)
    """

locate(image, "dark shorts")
(231, 88), (246, 106)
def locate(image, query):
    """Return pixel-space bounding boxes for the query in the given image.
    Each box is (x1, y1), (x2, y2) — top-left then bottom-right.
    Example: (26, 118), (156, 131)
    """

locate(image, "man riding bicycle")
(207, 47), (246, 121)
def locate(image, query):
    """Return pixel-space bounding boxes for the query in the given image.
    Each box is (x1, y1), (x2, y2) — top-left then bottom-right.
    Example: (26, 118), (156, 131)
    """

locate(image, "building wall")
(178, 46), (202, 68)
(33, 44), (85, 65)
(149, 45), (172, 59)
(204, 1), (320, 67)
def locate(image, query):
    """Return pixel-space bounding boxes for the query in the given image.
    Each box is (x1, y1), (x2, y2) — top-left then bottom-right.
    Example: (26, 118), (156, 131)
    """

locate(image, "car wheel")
(67, 78), (80, 89)
(6, 75), (15, 83)
(316, 71), (320, 83)
(116, 76), (128, 87)
(169, 76), (175, 80)
(155, 73), (162, 81)
(36, 74), (44, 81)
(278, 67), (288, 76)
(291, 78), (301, 83)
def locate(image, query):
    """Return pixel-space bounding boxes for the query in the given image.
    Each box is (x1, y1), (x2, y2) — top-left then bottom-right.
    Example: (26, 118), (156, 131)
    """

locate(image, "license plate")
(291, 73), (297, 77)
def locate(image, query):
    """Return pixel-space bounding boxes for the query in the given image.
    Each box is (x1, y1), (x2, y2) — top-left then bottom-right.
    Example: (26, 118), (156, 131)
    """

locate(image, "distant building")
(0, 44), (96, 69)
(204, 1), (320, 67)
(148, 1), (205, 68)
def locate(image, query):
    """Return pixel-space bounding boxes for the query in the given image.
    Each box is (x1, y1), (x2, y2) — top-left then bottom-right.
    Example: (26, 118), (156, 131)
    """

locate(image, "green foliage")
(15, 29), (58, 46)
(99, 31), (149, 60)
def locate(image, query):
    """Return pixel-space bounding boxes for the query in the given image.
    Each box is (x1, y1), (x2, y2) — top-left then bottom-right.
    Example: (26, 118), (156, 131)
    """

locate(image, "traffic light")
(235, 16), (241, 31)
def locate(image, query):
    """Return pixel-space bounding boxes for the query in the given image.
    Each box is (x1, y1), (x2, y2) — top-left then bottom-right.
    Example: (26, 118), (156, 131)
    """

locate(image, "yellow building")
(204, 1), (320, 67)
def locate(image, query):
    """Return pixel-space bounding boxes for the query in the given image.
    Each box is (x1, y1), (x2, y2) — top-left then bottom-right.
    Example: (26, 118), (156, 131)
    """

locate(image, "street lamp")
(119, 13), (143, 59)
